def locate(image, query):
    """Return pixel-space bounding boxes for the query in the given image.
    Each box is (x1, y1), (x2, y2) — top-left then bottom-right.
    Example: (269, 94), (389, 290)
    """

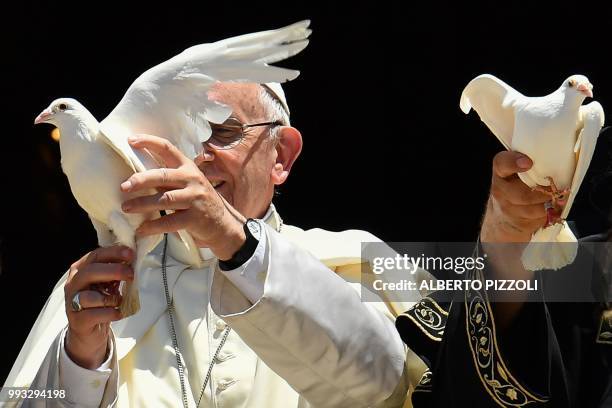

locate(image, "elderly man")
(6, 82), (421, 407)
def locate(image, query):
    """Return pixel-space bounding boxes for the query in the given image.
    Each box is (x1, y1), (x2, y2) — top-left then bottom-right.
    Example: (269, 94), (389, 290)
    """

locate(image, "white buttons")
(217, 379), (237, 391)
(215, 319), (227, 331)
(215, 352), (234, 363)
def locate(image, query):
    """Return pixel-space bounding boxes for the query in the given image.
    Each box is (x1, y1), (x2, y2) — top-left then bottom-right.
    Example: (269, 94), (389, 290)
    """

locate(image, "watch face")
(246, 219), (262, 239)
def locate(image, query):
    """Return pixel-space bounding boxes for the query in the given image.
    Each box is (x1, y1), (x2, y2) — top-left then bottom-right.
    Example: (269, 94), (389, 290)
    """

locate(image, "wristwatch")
(218, 219), (262, 271)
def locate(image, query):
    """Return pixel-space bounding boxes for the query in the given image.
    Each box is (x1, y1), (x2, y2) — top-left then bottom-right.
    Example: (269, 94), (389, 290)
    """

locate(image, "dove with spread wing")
(34, 20), (312, 315)
(460, 74), (605, 271)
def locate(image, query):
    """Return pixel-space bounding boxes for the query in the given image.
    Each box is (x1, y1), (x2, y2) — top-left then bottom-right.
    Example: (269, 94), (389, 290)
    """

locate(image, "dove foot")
(533, 176), (570, 226)
(544, 201), (563, 227)
(544, 176), (570, 207)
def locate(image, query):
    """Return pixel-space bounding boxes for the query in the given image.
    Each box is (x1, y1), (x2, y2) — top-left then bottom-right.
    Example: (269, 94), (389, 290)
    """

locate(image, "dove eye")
(58, 103), (67, 111)
(568, 80), (575, 88)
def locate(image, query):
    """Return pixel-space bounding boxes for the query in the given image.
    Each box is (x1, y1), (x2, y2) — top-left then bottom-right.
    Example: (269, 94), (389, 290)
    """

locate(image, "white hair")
(258, 86), (290, 142)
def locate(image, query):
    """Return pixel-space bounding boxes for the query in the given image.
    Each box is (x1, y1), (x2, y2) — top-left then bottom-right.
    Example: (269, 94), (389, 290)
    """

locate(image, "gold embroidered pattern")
(401, 297), (448, 341)
(413, 369), (433, 393)
(465, 269), (549, 407)
(596, 309), (612, 345)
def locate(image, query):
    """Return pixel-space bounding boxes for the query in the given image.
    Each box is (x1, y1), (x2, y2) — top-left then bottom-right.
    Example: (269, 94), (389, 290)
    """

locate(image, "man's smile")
(210, 180), (225, 189)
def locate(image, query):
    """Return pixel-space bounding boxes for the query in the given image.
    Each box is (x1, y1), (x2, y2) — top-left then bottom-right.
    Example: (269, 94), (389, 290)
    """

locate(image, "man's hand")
(64, 246), (133, 369)
(480, 151), (553, 326)
(481, 151), (550, 243)
(120, 134), (246, 260)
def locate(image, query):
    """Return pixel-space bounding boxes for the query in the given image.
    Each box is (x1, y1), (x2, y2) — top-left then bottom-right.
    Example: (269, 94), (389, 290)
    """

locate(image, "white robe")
(4, 206), (427, 407)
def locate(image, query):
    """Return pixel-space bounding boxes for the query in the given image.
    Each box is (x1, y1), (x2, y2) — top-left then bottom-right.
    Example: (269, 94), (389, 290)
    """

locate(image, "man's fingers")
(496, 199), (547, 220)
(70, 246), (134, 277)
(122, 188), (197, 213)
(136, 211), (191, 236)
(492, 176), (550, 205)
(70, 263), (134, 291)
(127, 134), (187, 168)
(483, 151), (552, 243)
(492, 150), (533, 179)
(121, 167), (187, 193)
(70, 290), (123, 310)
(70, 308), (123, 332)
(503, 215), (547, 233)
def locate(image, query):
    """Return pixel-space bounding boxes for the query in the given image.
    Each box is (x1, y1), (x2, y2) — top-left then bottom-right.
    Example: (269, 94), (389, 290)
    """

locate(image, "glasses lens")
(208, 119), (244, 149)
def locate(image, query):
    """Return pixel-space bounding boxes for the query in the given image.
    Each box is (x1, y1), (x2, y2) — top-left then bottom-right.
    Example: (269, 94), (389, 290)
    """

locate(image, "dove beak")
(34, 109), (53, 125)
(577, 83), (594, 98)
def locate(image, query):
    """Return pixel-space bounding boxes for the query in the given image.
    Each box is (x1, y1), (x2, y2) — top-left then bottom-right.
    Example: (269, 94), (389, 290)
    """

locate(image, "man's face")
(197, 83), (279, 219)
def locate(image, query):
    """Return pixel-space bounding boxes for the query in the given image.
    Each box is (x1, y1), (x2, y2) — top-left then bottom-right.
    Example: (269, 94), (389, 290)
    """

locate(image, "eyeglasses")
(206, 118), (283, 150)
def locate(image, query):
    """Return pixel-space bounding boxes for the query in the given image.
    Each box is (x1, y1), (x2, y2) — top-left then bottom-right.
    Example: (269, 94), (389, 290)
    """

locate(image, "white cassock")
(4, 205), (428, 407)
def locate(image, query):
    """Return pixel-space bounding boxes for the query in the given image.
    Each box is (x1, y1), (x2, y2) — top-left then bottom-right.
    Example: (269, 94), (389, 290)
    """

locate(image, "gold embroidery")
(596, 309), (612, 345)
(401, 297), (447, 341)
(466, 268), (549, 407)
(426, 296), (449, 316)
(413, 369), (433, 393)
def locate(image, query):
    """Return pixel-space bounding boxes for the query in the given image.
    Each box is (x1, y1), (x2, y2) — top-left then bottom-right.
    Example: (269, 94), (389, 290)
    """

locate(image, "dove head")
(561, 74), (594, 99)
(34, 98), (97, 129)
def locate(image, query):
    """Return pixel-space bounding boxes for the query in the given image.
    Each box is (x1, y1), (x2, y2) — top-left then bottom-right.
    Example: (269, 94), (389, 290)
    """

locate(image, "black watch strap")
(218, 219), (261, 271)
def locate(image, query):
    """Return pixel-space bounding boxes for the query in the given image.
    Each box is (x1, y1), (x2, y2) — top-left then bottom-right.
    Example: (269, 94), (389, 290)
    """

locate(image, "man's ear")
(271, 126), (302, 186)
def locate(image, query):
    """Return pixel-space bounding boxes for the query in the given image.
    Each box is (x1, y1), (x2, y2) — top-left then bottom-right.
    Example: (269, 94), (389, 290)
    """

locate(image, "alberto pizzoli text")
(370, 253), (538, 292)
(372, 279), (538, 292)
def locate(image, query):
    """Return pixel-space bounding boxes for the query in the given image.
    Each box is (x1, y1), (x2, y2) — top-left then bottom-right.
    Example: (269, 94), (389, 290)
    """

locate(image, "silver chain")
(160, 213), (282, 407)
(161, 233), (231, 408)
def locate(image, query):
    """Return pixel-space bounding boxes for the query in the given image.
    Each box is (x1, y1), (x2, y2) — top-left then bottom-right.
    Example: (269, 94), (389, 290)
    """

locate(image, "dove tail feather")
(521, 222), (578, 271)
(119, 234), (162, 317)
(119, 281), (139, 318)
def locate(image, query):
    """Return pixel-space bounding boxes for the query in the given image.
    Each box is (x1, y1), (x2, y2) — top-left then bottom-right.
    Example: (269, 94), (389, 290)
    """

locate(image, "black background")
(2, 1), (612, 380)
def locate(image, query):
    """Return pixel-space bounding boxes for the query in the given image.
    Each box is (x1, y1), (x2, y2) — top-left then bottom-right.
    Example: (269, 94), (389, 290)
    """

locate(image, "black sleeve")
(396, 245), (612, 408)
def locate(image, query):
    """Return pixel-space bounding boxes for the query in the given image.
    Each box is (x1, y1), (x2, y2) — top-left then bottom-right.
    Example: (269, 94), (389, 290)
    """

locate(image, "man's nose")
(195, 144), (215, 166)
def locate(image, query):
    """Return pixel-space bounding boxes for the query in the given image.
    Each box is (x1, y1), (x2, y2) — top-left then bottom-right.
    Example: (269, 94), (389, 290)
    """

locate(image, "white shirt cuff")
(218, 220), (268, 304)
(59, 328), (112, 407)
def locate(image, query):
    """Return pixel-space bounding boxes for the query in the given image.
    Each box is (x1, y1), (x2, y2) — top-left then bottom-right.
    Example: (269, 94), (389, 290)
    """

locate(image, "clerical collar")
(262, 203), (283, 233)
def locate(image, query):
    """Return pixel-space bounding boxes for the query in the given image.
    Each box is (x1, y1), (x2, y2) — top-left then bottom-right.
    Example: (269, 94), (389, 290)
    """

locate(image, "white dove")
(34, 20), (312, 316)
(460, 74), (605, 271)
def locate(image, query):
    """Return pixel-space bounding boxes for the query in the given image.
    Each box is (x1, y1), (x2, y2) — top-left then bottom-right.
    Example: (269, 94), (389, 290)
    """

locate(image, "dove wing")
(97, 129), (159, 173)
(561, 101), (605, 219)
(95, 128), (204, 267)
(96, 20), (310, 268)
(460, 74), (525, 149)
(99, 20), (311, 160)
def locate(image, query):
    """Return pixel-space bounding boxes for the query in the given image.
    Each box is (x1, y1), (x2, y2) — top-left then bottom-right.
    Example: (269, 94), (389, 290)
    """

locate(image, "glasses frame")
(206, 119), (284, 150)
